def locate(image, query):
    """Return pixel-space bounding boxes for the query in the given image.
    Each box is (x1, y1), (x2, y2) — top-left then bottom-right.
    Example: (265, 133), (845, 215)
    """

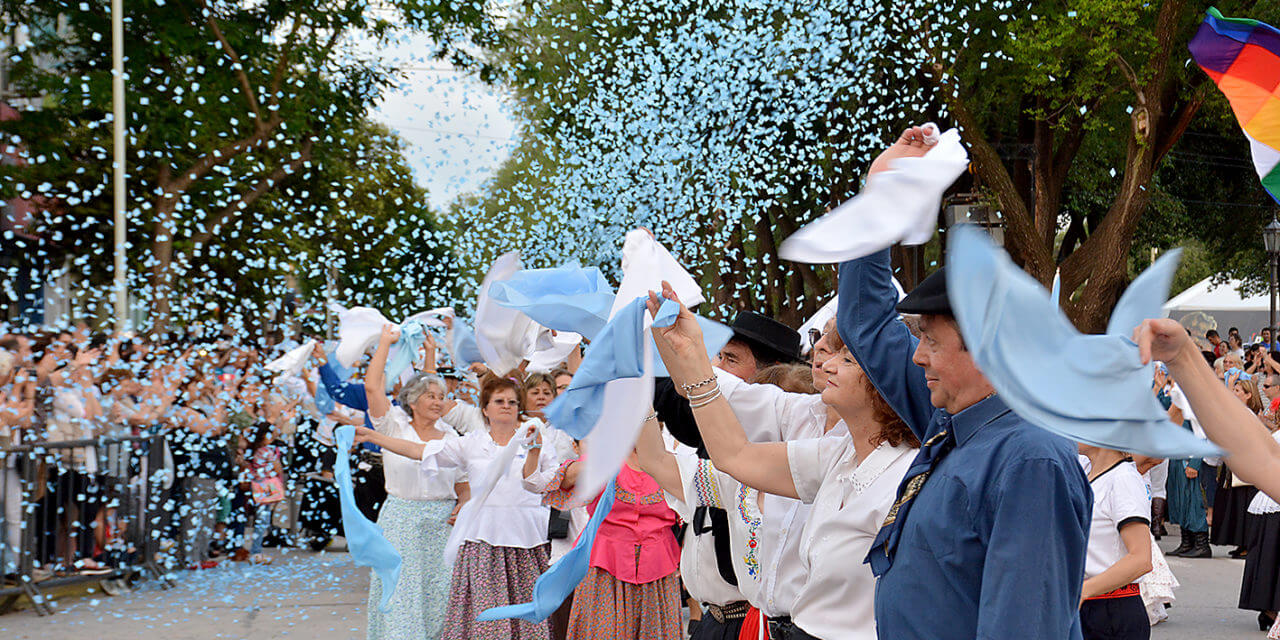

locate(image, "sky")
(371, 33), (521, 210)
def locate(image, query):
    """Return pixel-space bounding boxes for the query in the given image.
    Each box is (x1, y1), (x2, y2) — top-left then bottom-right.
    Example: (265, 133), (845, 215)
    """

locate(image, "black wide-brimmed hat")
(730, 311), (803, 364)
(896, 268), (952, 315)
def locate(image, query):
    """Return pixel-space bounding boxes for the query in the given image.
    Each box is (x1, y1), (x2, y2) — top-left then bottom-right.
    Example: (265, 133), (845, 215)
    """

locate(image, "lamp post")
(1265, 217), (1280, 348)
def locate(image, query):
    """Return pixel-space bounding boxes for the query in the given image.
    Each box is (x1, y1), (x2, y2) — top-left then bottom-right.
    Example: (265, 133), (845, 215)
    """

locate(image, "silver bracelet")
(680, 375), (717, 394)
(689, 388), (722, 409)
(686, 382), (721, 402)
(643, 411), (659, 423)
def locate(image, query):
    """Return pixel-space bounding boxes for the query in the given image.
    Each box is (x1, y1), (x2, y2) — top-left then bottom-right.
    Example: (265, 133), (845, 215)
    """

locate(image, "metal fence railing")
(1, 434), (172, 616)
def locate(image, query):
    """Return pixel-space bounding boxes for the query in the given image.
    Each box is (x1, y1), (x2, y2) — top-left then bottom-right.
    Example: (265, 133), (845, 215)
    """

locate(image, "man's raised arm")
(837, 249), (932, 437)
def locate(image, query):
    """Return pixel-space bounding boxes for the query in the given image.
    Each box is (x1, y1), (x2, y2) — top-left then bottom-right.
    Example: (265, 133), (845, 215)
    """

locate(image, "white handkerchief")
(474, 252), (543, 374)
(405, 307), (455, 328)
(779, 128), (970, 264)
(265, 339), (316, 380)
(335, 307), (393, 368)
(526, 331), (583, 373)
(575, 336), (655, 502)
(612, 230), (705, 317)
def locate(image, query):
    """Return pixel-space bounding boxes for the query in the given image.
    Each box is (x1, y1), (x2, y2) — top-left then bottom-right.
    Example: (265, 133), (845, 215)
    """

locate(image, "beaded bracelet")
(687, 383), (721, 402)
(680, 375), (717, 394)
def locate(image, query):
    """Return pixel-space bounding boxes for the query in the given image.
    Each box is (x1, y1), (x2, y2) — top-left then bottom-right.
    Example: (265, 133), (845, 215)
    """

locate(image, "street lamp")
(1265, 217), (1280, 348)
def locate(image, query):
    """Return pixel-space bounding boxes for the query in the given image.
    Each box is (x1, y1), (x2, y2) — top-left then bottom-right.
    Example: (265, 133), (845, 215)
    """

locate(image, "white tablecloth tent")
(1163, 277), (1272, 346)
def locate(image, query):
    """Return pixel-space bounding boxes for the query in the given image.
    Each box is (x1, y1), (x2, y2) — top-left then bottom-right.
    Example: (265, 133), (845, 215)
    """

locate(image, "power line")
(386, 123), (516, 141)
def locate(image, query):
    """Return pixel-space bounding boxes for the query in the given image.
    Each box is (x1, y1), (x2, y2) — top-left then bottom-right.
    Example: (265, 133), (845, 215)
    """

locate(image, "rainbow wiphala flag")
(1190, 7), (1280, 202)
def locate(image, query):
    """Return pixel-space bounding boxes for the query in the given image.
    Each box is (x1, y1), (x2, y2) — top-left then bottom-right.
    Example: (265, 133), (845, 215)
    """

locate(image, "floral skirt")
(368, 496), (455, 640)
(442, 540), (550, 640)
(566, 566), (682, 640)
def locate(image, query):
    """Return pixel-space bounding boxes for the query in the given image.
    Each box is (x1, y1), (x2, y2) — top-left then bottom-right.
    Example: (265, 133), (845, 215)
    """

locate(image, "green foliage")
(0, 0), (489, 329)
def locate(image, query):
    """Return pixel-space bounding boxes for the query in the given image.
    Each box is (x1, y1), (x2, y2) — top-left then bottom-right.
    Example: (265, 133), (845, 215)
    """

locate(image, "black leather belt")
(705, 600), (749, 623)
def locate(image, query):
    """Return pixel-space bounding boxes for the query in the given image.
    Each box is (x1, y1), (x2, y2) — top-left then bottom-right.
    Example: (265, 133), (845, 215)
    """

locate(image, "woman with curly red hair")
(636, 287), (918, 640)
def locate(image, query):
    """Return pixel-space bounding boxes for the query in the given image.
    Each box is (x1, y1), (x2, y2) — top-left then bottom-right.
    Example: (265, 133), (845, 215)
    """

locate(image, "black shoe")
(1229, 546), (1248, 559)
(1185, 531), (1212, 558)
(1259, 611), (1276, 631)
(1167, 529), (1194, 557)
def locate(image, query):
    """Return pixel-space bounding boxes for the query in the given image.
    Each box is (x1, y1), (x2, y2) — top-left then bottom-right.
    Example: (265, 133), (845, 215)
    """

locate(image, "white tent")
(1163, 277), (1272, 344)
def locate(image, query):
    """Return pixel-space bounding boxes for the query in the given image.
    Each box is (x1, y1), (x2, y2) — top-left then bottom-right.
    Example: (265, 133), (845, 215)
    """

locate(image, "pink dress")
(542, 462), (683, 640)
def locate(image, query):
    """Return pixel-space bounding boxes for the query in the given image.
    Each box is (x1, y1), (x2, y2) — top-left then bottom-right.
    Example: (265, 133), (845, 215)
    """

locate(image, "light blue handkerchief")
(383, 320), (425, 392)
(334, 426), (402, 611)
(544, 297), (663, 438)
(488, 263), (617, 338)
(450, 323), (484, 368)
(477, 477), (618, 622)
(946, 225), (1222, 459)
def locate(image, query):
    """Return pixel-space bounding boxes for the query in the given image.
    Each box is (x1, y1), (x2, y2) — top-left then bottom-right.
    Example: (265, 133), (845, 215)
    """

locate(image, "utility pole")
(111, 0), (127, 331)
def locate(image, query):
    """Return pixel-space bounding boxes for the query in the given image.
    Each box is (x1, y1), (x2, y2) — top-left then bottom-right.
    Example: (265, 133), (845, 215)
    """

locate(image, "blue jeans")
(250, 502), (275, 555)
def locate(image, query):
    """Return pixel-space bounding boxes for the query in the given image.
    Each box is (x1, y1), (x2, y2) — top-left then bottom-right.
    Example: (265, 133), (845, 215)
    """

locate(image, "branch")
(189, 140), (313, 247)
(202, 0), (263, 123)
(1154, 81), (1211, 162)
(163, 121), (281, 201)
(268, 14), (306, 104)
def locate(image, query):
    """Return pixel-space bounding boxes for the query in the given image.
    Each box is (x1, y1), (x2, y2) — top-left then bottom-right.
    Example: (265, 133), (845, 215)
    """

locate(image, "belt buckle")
(708, 604), (725, 624)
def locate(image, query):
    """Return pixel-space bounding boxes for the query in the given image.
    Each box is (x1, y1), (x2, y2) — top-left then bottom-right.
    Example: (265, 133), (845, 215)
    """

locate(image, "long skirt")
(367, 496), (455, 640)
(566, 566), (682, 640)
(1166, 459), (1207, 533)
(1211, 470), (1259, 548)
(442, 540), (550, 640)
(1241, 512), (1280, 612)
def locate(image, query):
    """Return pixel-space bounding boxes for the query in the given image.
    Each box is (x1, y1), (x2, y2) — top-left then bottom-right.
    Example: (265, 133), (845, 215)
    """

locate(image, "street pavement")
(0, 529), (1270, 639)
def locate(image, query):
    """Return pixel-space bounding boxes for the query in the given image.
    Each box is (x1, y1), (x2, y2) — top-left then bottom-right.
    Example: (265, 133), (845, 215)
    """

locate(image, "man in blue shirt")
(838, 127), (1092, 640)
(312, 344), (386, 522)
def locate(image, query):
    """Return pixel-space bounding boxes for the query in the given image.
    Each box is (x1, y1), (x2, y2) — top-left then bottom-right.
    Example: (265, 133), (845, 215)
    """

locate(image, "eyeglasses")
(808, 328), (821, 348)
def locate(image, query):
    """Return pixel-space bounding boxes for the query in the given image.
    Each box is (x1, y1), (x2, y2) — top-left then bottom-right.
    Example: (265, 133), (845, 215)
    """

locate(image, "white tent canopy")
(1164, 277), (1269, 313)
(1164, 277), (1273, 345)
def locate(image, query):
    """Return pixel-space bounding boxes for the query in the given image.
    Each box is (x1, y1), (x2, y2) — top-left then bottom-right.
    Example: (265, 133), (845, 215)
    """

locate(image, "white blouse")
(1084, 461), (1151, 579)
(370, 406), (462, 501)
(1249, 431), (1280, 515)
(787, 436), (916, 640)
(717, 370), (839, 617)
(420, 419), (558, 548)
(441, 401), (486, 435)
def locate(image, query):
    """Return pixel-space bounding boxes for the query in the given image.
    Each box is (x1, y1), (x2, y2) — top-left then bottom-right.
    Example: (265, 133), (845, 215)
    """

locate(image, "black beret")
(896, 268), (952, 315)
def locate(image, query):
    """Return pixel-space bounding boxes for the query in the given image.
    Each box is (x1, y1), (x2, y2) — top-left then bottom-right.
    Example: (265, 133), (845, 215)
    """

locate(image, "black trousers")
(1080, 595), (1150, 640)
(692, 614), (745, 640)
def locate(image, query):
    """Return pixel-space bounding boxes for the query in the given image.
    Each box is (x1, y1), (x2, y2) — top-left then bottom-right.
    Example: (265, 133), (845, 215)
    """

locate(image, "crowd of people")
(5, 129), (1280, 640)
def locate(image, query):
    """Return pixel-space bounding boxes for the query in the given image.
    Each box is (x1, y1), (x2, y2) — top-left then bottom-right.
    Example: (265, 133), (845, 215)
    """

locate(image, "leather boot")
(1167, 529), (1194, 557)
(1151, 498), (1168, 539)
(1185, 531), (1212, 558)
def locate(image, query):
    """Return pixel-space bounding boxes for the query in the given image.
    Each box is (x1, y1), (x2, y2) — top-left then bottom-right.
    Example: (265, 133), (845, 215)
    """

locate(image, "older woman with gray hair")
(365, 324), (468, 639)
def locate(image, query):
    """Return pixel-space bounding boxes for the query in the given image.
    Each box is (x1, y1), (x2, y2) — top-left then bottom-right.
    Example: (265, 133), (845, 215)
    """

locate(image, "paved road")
(1153, 531), (1264, 640)
(0, 546), (371, 640)
(0, 529), (1269, 639)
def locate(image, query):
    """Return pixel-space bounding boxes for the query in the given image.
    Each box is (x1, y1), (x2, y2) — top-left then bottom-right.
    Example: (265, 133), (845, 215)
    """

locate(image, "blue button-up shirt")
(318, 361), (379, 452)
(839, 250), (1092, 640)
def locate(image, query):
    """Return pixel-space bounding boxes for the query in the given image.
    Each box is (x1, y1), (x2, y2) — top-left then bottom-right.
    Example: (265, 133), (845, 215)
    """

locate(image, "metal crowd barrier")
(0, 434), (171, 616)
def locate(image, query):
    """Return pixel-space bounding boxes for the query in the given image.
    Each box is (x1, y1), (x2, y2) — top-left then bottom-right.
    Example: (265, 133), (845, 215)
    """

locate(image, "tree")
(0, 0), (499, 329)
(449, 0), (934, 325)
(905, 0), (1280, 331)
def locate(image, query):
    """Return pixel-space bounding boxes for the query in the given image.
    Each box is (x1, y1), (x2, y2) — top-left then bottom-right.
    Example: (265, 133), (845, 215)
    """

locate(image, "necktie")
(865, 420), (957, 577)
